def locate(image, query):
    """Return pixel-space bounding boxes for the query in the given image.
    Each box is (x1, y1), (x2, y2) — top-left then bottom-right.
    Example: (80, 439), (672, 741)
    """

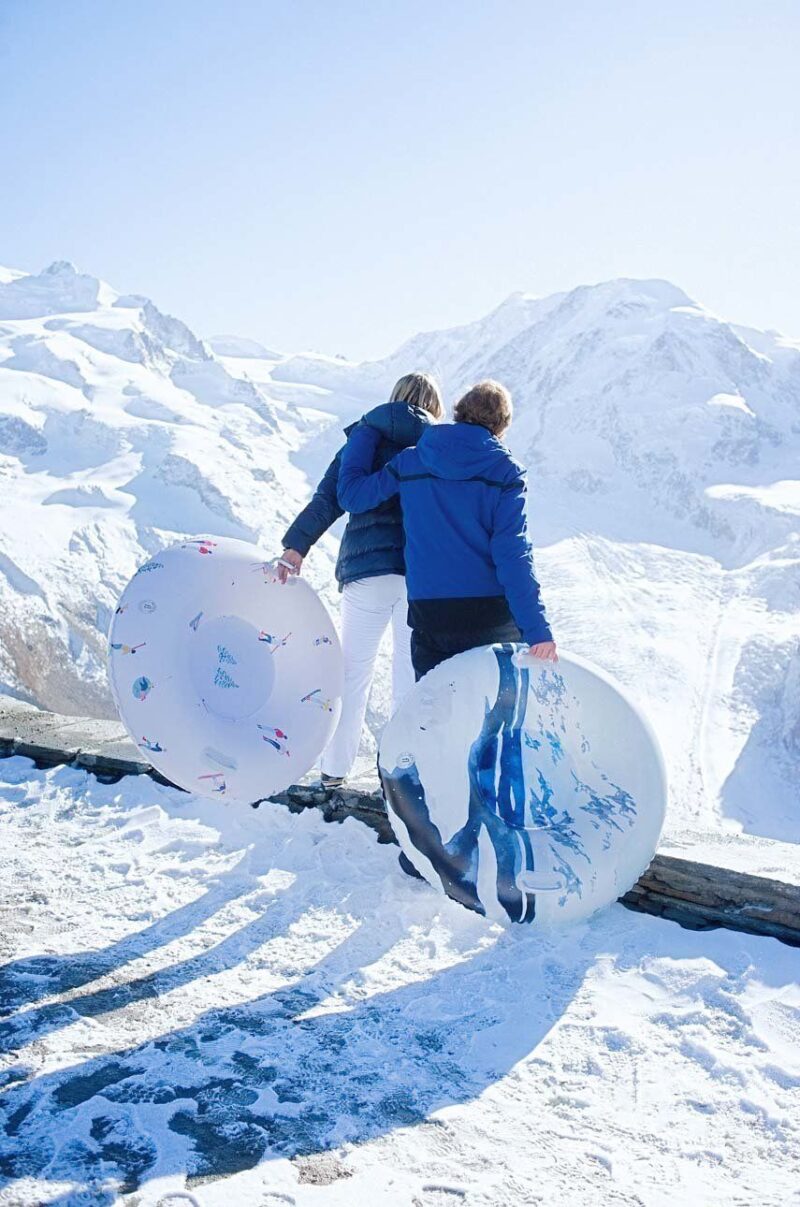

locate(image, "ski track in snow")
(1, 759), (799, 1207)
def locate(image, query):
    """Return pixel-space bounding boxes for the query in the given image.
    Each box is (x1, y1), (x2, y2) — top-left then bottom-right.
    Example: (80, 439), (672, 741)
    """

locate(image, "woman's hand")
(277, 548), (303, 584)
(526, 641), (558, 662)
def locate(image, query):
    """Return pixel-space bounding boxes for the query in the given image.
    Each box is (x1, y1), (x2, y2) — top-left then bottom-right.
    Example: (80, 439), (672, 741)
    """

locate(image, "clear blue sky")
(1, 0), (798, 359)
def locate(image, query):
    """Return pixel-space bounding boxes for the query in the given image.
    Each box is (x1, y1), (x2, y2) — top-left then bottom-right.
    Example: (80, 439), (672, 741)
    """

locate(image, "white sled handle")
(516, 870), (567, 893)
(512, 649), (559, 669)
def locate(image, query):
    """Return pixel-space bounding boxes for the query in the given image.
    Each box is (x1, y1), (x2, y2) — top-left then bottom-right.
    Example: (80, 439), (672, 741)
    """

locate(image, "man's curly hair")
(453, 379), (513, 436)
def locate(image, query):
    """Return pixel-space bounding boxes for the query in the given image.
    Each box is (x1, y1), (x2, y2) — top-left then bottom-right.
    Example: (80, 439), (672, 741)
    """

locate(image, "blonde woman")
(279, 373), (444, 788)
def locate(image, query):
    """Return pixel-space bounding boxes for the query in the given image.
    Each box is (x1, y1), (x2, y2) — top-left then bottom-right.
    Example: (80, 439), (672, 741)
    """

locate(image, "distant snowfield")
(0, 261), (798, 863)
(1, 759), (798, 1206)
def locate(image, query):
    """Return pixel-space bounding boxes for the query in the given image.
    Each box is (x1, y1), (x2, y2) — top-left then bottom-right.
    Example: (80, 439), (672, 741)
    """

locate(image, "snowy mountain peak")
(207, 334), (281, 360)
(0, 262), (215, 367)
(140, 299), (210, 362)
(0, 260), (116, 319)
(573, 276), (694, 309)
(42, 259), (80, 278)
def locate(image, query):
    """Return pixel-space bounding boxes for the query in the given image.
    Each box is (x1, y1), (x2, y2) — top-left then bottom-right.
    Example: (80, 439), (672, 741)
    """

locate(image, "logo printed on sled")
(301, 688), (334, 712)
(138, 736), (165, 753)
(198, 772), (226, 794)
(132, 676), (153, 701)
(257, 724), (290, 756)
(183, 538), (217, 555)
(212, 640), (240, 690)
(258, 631), (291, 653)
(214, 667), (239, 690)
(111, 641), (146, 655)
(139, 599), (157, 614)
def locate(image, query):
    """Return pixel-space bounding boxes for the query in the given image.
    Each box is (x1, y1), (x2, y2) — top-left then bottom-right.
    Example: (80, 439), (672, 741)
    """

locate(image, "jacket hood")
(416, 422), (523, 482)
(351, 400), (433, 447)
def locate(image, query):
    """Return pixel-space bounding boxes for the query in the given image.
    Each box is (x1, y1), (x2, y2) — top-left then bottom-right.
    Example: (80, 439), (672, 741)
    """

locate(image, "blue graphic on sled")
(380, 646), (638, 925)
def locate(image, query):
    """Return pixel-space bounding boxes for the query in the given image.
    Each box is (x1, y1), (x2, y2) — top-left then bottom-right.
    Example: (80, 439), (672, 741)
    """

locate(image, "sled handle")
(511, 649), (558, 669)
(516, 870), (567, 893)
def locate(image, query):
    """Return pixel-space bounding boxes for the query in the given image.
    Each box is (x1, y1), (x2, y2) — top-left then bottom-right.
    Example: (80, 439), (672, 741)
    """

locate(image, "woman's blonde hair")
(389, 372), (444, 420)
(453, 380), (513, 436)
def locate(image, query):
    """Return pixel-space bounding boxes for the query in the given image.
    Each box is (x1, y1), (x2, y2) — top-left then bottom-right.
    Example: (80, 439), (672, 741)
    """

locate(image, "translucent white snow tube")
(108, 537), (343, 802)
(379, 644), (667, 926)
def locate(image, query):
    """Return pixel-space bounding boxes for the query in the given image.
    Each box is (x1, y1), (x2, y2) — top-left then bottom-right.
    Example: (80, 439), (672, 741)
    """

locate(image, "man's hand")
(277, 548), (303, 584)
(526, 641), (558, 663)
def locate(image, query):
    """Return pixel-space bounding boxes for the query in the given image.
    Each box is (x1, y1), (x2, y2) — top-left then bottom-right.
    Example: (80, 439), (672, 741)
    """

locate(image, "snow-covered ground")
(1, 758), (798, 1207)
(0, 259), (798, 866)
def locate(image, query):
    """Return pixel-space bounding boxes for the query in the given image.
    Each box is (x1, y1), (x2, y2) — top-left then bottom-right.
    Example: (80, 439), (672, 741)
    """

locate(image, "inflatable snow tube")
(379, 643), (667, 926)
(108, 536), (343, 802)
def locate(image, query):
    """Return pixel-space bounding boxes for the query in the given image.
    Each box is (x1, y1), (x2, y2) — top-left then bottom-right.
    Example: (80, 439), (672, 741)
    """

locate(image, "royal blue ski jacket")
(337, 421), (552, 645)
(282, 401), (433, 588)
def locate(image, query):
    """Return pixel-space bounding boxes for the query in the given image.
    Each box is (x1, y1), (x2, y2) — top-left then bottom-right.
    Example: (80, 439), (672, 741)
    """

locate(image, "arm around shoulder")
(337, 424), (402, 514)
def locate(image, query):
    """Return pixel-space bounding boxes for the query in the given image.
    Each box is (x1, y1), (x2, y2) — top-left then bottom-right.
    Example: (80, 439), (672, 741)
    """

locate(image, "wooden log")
(620, 855), (800, 946)
(267, 782), (395, 843)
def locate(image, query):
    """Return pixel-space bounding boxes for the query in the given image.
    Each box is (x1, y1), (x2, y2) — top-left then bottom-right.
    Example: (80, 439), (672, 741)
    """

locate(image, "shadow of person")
(0, 844), (376, 1055)
(0, 893), (593, 1202)
(0, 859), (255, 1018)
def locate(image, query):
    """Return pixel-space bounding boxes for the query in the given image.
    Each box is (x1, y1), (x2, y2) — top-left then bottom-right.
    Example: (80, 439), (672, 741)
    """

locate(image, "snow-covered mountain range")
(0, 260), (798, 855)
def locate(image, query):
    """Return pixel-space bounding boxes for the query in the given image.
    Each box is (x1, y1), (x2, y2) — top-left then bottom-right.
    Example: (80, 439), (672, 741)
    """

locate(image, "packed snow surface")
(0, 261), (798, 859)
(1, 759), (799, 1206)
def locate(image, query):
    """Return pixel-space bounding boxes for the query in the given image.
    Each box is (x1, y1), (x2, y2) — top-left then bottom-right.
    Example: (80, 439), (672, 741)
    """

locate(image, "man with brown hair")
(338, 379), (556, 679)
(452, 378), (513, 433)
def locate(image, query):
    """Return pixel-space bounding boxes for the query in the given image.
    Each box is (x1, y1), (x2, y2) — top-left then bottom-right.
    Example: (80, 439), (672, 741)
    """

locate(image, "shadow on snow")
(0, 868), (591, 1201)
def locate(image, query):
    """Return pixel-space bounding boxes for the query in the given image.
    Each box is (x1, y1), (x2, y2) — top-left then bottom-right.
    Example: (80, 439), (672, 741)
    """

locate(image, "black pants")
(410, 618), (522, 680)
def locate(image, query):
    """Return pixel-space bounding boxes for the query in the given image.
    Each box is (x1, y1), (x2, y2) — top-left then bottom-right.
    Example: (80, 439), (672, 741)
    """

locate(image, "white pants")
(321, 574), (414, 778)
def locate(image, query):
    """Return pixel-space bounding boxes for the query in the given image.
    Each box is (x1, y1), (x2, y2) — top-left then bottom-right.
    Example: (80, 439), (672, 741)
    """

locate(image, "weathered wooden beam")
(1, 701), (799, 947)
(267, 782), (395, 842)
(620, 855), (800, 946)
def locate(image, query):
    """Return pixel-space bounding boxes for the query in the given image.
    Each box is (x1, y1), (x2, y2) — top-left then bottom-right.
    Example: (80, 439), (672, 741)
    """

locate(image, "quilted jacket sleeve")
(282, 449), (344, 556)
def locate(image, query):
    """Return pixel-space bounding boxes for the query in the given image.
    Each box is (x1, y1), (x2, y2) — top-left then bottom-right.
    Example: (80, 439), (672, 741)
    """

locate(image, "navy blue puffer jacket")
(282, 401), (433, 588)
